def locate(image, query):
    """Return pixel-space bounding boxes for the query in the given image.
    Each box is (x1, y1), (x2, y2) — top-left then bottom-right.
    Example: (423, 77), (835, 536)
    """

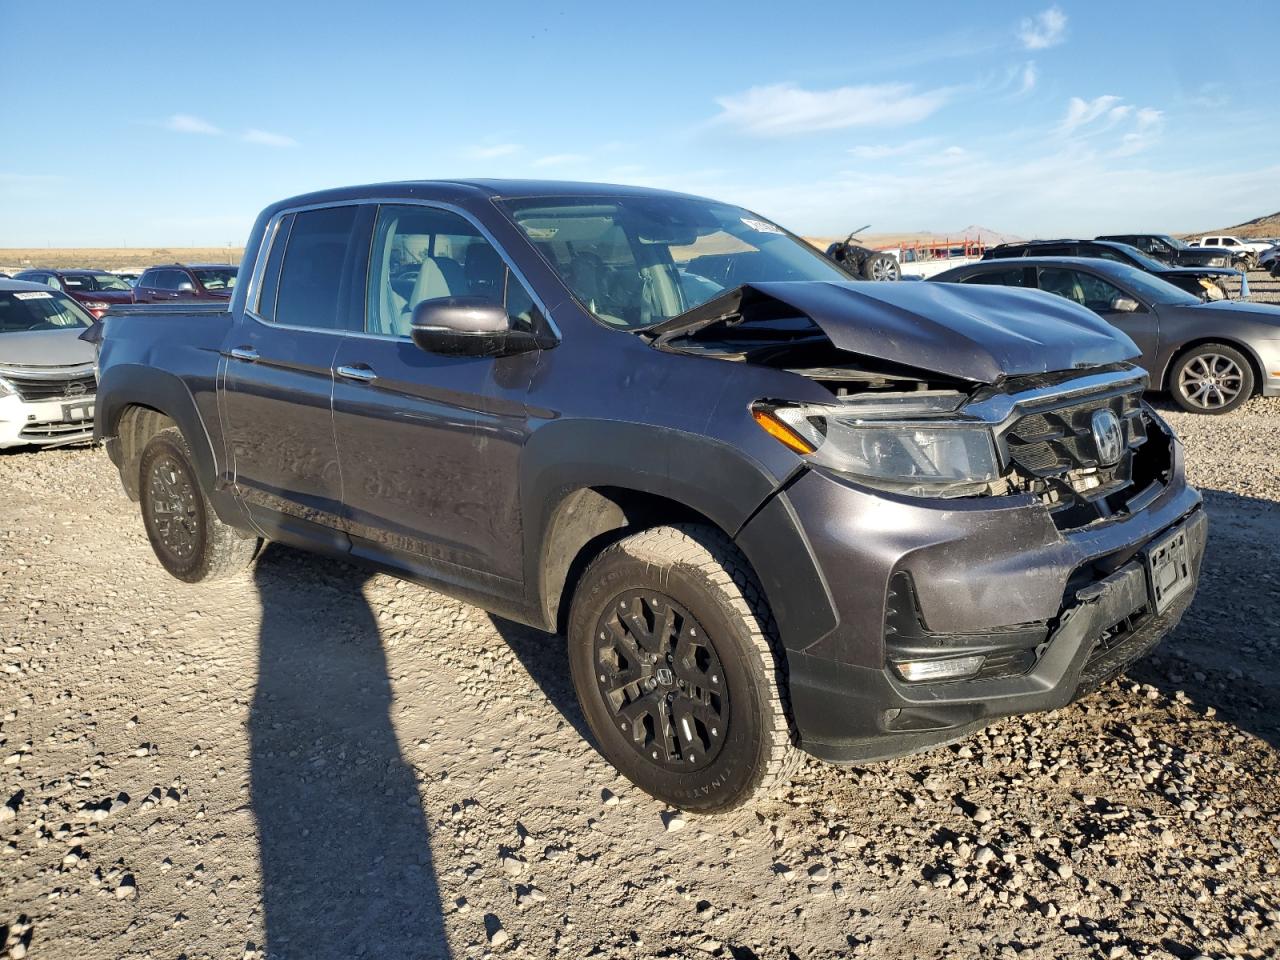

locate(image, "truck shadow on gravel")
(1126, 488), (1279, 754)
(249, 546), (451, 960)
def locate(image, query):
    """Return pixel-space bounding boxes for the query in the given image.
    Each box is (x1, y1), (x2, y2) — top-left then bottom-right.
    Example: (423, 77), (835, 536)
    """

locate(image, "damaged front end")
(647, 281), (1169, 527)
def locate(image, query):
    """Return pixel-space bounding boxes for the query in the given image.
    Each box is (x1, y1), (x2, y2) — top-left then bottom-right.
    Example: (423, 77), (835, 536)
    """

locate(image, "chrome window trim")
(242, 197), (560, 343)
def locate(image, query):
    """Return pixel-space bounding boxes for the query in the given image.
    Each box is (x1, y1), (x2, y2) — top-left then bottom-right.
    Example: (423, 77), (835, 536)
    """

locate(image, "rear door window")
(270, 206), (364, 330)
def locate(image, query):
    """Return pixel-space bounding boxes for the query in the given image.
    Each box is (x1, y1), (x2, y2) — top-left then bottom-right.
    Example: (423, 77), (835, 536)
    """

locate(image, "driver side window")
(366, 205), (538, 337)
(1037, 268), (1124, 311)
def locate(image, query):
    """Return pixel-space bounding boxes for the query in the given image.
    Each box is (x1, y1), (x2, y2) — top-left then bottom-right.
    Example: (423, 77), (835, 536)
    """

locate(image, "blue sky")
(3, 0), (1276, 246)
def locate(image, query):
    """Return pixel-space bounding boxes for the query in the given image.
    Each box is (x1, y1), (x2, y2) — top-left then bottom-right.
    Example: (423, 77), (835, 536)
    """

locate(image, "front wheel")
(139, 427), (262, 581)
(567, 525), (797, 813)
(862, 253), (900, 281)
(1168, 343), (1254, 415)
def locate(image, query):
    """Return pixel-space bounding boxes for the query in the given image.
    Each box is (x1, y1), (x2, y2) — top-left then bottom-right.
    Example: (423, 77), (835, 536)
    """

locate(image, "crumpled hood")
(648, 281), (1138, 383)
(0, 329), (97, 368)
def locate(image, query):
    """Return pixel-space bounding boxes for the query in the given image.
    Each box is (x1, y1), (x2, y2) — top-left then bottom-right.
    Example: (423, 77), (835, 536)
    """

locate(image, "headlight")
(0, 376), (12, 399)
(752, 394), (1000, 497)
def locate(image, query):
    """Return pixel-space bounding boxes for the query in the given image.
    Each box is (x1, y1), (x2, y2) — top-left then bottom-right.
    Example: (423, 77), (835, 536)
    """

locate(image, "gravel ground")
(2, 366), (1279, 958)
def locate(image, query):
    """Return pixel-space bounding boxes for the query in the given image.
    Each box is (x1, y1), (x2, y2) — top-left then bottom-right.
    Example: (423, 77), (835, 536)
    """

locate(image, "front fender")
(520, 418), (839, 650)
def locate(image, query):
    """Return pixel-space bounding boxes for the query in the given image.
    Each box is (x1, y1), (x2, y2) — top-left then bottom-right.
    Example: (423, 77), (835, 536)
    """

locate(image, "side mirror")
(177, 281), (195, 293)
(410, 296), (545, 358)
(1110, 296), (1141, 313)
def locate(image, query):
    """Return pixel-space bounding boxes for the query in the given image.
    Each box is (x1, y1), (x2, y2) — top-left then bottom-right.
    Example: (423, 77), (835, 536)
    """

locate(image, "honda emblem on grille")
(65, 381), (87, 398)
(1090, 409), (1123, 466)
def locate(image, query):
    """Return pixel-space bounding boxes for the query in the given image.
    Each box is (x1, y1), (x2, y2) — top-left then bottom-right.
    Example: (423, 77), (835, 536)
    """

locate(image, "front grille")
(1004, 391), (1146, 481)
(2, 366), (97, 399)
(999, 385), (1167, 530)
(2, 371), (97, 402)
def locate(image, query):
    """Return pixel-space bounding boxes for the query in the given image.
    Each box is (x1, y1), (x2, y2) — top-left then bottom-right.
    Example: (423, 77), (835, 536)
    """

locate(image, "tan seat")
(409, 258), (454, 312)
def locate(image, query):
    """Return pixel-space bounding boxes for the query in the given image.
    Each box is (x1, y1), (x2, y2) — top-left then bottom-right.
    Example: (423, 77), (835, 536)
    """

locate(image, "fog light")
(893, 655), (985, 683)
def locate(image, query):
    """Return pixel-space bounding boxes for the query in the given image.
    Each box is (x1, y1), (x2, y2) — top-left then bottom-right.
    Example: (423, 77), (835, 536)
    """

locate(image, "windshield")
(500, 196), (849, 329)
(0, 290), (93, 332)
(1158, 235), (1189, 250)
(1104, 263), (1202, 306)
(61, 272), (133, 293)
(193, 267), (238, 290)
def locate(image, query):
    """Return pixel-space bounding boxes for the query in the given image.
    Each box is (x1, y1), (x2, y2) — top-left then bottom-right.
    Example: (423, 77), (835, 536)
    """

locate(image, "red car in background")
(132, 263), (238, 303)
(11, 268), (135, 319)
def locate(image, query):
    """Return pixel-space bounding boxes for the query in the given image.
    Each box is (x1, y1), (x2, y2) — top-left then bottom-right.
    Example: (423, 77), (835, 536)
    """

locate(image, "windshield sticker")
(13, 291), (54, 300)
(741, 217), (782, 235)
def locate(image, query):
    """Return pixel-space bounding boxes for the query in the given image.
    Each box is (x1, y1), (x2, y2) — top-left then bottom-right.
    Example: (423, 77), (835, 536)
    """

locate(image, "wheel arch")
(523, 422), (839, 653)
(1159, 337), (1265, 397)
(95, 364), (237, 523)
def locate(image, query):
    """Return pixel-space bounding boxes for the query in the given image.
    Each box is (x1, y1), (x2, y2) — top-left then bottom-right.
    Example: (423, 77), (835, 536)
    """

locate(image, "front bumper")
(0, 393), (96, 449)
(755, 420), (1207, 763)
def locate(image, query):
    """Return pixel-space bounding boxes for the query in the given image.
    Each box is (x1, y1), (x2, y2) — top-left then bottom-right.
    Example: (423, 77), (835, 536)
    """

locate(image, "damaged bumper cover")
(770, 466), (1205, 762)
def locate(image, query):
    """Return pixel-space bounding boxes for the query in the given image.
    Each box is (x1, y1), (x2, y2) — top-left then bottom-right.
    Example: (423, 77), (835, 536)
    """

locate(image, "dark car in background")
(1096, 234), (1233, 269)
(983, 239), (1242, 301)
(132, 263), (238, 303)
(931, 257), (1280, 414)
(89, 179), (1207, 811)
(12, 268), (136, 319)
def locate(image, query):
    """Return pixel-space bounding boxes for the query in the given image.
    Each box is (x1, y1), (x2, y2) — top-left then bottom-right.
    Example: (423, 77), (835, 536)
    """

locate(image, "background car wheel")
(1168, 343), (1254, 415)
(139, 427), (261, 582)
(567, 524), (797, 813)
(862, 253), (900, 281)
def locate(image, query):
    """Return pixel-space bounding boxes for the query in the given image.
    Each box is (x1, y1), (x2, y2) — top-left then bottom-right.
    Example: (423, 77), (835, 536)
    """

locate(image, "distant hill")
(1185, 212), (1280, 240)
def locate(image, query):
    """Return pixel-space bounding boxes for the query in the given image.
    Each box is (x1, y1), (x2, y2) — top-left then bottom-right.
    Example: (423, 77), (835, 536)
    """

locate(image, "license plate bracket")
(62, 401), (94, 422)
(1145, 524), (1192, 615)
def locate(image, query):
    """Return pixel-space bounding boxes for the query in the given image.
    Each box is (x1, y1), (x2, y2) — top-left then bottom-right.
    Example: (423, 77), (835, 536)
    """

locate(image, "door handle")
(336, 364), (377, 383)
(228, 346), (259, 362)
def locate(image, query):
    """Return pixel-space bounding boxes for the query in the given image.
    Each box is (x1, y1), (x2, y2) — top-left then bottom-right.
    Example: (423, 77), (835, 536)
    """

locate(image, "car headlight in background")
(751, 393), (1001, 497)
(0, 376), (12, 399)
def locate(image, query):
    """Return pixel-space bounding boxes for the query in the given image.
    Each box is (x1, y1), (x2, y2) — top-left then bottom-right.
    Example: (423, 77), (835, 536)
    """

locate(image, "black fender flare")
(95, 363), (242, 525)
(521, 419), (838, 651)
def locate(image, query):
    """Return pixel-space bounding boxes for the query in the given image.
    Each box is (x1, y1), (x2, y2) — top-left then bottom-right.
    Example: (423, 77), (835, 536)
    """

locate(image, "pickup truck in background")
(1190, 235), (1276, 269)
(89, 180), (1207, 812)
(1095, 234), (1232, 269)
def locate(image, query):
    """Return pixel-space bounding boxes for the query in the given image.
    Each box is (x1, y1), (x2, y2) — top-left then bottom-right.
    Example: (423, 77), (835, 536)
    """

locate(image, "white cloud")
(1019, 7), (1067, 50)
(848, 138), (937, 160)
(465, 143), (522, 159)
(164, 113), (222, 135)
(1059, 95), (1123, 134)
(712, 82), (950, 137)
(242, 129), (297, 148)
(533, 153), (590, 167)
(1115, 108), (1164, 156)
(1019, 61), (1038, 95)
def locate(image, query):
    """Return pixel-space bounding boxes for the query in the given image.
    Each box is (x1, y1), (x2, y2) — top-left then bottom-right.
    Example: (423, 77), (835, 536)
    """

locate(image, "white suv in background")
(0, 280), (98, 449)
(1191, 235), (1276, 268)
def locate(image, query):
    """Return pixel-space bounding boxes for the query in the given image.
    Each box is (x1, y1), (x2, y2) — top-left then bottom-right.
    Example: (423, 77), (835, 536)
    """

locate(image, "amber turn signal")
(751, 408), (816, 455)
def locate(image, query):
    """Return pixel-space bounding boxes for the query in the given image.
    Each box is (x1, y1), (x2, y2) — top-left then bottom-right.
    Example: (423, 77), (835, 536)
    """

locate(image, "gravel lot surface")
(2, 333), (1279, 959)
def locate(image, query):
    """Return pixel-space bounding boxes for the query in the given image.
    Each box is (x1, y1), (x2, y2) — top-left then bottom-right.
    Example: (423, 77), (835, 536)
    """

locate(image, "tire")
(138, 427), (261, 582)
(861, 253), (900, 281)
(1168, 343), (1255, 415)
(567, 524), (797, 813)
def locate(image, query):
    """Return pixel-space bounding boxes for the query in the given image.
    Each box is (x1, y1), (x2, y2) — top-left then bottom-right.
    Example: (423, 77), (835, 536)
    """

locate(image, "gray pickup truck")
(91, 180), (1206, 811)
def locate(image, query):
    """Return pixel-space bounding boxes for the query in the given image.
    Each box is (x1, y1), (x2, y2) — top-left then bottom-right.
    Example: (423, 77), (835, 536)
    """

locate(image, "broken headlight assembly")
(751, 392), (1000, 498)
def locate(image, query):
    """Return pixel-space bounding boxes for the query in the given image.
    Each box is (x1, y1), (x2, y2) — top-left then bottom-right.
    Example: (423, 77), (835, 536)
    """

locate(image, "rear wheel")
(862, 253), (900, 281)
(1168, 343), (1254, 415)
(139, 427), (261, 581)
(567, 524), (797, 813)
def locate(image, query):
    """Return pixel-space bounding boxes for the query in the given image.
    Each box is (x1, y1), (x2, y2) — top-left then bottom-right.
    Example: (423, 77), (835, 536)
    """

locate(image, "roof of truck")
(266, 179), (709, 215)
